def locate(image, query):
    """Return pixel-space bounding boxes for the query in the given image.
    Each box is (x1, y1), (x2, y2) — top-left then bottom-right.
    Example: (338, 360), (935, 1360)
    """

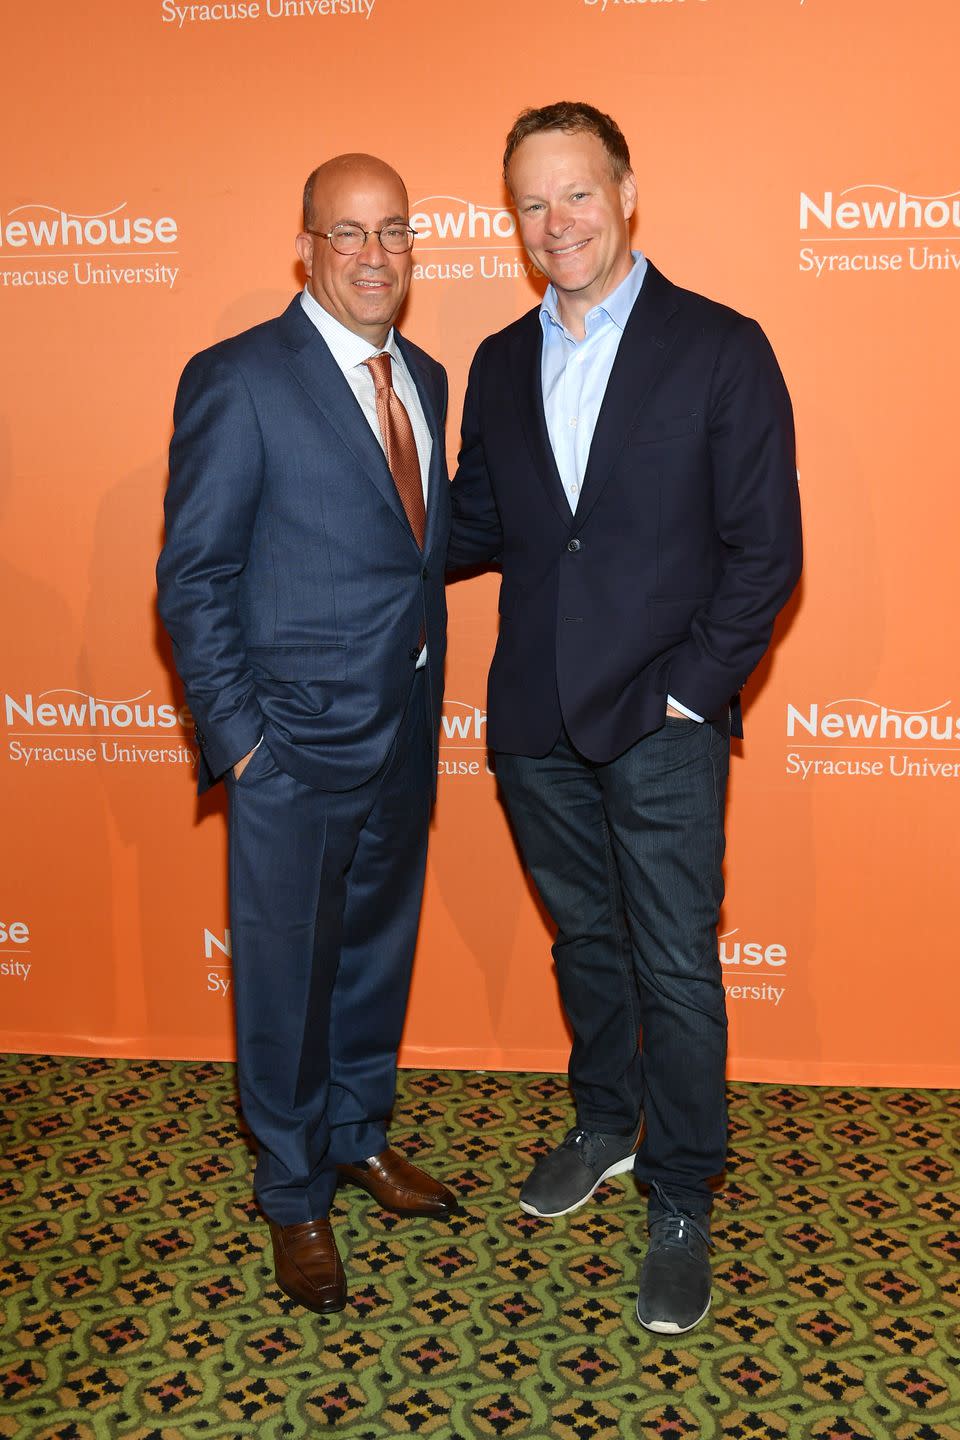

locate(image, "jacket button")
(422, 566), (429, 579)
(409, 647), (421, 660)
(567, 538), (581, 553)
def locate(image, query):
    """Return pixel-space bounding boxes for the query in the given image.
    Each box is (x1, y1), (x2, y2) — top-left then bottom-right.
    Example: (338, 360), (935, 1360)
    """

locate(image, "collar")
(300, 285), (399, 373)
(540, 249), (647, 340)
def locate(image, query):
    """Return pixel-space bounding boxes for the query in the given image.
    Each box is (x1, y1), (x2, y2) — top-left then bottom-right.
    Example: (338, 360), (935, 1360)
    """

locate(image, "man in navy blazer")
(450, 103), (801, 1334)
(157, 154), (456, 1314)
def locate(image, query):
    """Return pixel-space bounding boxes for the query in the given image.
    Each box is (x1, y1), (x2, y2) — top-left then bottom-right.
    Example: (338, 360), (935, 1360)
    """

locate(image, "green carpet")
(1, 1056), (958, 1439)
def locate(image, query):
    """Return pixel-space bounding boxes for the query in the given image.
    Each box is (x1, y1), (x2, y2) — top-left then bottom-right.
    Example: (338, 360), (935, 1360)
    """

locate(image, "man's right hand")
(233, 747), (257, 780)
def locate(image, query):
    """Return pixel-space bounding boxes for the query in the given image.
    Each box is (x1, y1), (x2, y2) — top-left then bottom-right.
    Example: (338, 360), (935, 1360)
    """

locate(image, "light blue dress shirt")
(539, 251), (702, 723)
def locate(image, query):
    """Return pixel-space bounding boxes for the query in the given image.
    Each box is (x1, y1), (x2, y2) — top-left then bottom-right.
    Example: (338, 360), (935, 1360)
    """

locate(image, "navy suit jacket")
(158, 295), (450, 794)
(449, 262), (802, 760)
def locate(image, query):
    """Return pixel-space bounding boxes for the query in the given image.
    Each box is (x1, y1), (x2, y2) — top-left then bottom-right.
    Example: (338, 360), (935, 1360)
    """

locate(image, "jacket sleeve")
(448, 339), (504, 570)
(156, 347), (266, 781)
(665, 317), (803, 719)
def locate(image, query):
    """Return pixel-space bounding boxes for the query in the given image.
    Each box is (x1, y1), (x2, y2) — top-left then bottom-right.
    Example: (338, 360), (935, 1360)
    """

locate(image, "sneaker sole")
(636, 1293), (711, 1335)
(518, 1153), (638, 1218)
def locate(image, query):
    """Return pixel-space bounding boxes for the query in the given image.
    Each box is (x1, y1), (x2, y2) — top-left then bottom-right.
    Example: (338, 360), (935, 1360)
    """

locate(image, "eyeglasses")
(306, 224), (418, 256)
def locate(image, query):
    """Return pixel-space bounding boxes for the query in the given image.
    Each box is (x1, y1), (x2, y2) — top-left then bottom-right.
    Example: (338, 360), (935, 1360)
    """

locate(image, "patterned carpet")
(0, 1057), (958, 1440)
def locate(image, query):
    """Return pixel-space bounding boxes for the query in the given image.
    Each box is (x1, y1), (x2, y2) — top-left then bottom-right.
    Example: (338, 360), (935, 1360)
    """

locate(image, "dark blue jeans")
(495, 716), (729, 1218)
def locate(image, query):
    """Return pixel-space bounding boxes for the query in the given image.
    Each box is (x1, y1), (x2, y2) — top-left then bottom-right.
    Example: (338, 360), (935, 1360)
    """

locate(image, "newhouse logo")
(800, 186), (960, 234)
(440, 699), (487, 743)
(0, 202), (181, 290)
(718, 928), (787, 1008)
(0, 916), (31, 984)
(719, 928), (787, 969)
(0, 202), (178, 250)
(410, 196), (517, 244)
(408, 195), (535, 284)
(5, 690), (196, 770)
(5, 690), (190, 730)
(204, 927), (232, 997)
(785, 699), (960, 781)
(438, 699), (491, 778)
(787, 699), (960, 742)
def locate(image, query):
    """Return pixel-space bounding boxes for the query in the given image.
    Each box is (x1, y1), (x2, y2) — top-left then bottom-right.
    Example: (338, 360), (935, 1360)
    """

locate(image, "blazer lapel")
(278, 299), (412, 539)
(508, 310), (572, 526)
(574, 264), (681, 530)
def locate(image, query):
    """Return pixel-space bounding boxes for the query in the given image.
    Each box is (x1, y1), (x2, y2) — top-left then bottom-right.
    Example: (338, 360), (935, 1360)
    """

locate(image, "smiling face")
(295, 155), (412, 347)
(507, 128), (637, 330)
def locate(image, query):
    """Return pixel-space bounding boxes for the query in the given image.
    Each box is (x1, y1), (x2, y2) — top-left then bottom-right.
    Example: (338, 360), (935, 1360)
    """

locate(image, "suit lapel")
(395, 332), (445, 553)
(508, 310), (572, 526)
(574, 263), (681, 530)
(278, 298), (412, 540)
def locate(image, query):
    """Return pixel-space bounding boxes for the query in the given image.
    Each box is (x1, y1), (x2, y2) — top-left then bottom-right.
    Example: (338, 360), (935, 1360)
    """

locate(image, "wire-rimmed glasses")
(305, 224), (418, 255)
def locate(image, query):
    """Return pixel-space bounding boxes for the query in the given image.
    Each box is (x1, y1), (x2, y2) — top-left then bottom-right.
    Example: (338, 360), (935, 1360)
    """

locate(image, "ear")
(620, 169), (638, 222)
(295, 231), (314, 277)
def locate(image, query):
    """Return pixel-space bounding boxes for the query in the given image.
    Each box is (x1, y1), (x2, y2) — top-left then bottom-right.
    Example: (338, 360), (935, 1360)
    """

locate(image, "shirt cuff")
(666, 694), (704, 723)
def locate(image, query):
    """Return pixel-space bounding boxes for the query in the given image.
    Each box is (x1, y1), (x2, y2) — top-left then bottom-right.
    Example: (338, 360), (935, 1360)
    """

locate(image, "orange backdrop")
(2, 0), (958, 1086)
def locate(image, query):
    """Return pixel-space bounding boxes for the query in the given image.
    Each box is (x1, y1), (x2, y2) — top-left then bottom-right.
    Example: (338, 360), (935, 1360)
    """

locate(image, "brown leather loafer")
(268, 1217), (346, 1314)
(337, 1147), (460, 1218)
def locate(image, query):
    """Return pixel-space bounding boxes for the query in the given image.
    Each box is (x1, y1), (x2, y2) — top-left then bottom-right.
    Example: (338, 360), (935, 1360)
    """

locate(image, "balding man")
(158, 154), (455, 1314)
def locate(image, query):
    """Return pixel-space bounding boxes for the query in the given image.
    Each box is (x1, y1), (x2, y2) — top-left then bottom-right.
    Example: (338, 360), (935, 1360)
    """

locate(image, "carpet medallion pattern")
(0, 1057), (958, 1438)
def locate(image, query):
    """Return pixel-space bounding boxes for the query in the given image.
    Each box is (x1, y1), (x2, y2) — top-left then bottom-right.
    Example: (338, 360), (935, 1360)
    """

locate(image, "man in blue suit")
(158, 153), (456, 1314)
(450, 103), (802, 1334)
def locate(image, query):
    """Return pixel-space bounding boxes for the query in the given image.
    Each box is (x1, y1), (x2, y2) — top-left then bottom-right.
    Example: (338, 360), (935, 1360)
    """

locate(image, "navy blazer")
(449, 262), (802, 760)
(158, 296), (450, 794)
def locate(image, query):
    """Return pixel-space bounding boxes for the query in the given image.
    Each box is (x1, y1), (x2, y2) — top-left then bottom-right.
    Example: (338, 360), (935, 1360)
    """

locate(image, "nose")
(356, 231), (389, 265)
(544, 205), (573, 238)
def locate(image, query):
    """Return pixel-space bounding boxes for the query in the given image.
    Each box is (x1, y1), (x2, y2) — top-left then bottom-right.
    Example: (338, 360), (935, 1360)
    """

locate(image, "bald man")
(158, 155), (455, 1313)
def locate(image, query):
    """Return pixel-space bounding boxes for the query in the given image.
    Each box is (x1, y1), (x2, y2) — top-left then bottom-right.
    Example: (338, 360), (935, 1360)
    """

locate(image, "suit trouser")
(495, 714), (730, 1218)
(225, 671), (431, 1224)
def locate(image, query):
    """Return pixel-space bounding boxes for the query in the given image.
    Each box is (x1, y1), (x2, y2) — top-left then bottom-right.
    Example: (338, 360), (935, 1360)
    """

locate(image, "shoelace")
(651, 1180), (713, 1252)
(651, 1212), (713, 1252)
(559, 1127), (605, 1171)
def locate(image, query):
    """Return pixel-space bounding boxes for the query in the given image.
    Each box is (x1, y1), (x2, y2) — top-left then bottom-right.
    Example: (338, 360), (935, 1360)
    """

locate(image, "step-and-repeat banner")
(2, 1), (958, 1085)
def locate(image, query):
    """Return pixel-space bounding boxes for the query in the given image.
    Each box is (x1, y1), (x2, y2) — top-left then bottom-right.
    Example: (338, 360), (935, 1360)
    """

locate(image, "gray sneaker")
(518, 1123), (642, 1218)
(636, 1210), (712, 1334)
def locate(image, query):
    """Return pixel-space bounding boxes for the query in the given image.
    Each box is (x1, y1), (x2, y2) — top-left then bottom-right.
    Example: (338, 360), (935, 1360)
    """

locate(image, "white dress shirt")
(301, 286), (432, 667)
(300, 286), (432, 509)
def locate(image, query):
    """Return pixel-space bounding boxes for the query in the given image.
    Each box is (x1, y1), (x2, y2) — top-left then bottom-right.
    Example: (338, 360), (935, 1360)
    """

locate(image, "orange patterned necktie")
(364, 352), (426, 549)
